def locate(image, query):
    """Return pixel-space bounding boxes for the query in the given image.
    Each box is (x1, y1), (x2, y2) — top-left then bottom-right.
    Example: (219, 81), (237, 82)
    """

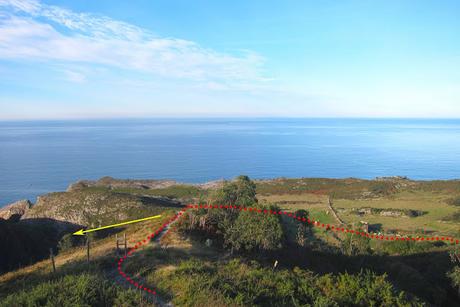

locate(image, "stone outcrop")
(0, 199), (32, 220)
(349, 207), (426, 218)
(67, 176), (224, 192)
(67, 176), (179, 191)
(379, 210), (404, 217)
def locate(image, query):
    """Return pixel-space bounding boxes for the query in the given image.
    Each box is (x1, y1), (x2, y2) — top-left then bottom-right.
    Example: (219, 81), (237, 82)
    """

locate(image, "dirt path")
(107, 212), (181, 306)
(327, 197), (345, 225)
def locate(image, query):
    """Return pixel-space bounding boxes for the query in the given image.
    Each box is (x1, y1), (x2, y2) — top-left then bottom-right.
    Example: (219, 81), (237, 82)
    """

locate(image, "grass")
(0, 272), (144, 307)
(69, 178), (460, 242)
(261, 190), (459, 237)
(0, 211), (176, 294)
(1, 200), (458, 306)
(442, 211), (460, 222)
(333, 191), (459, 236)
(2, 177), (460, 306)
(256, 178), (377, 199)
(0, 211), (180, 306)
(145, 258), (423, 307)
(255, 182), (460, 253)
(446, 196), (460, 206)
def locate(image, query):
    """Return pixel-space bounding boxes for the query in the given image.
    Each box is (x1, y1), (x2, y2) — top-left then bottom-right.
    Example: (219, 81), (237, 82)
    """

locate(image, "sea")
(1, 118), (459, 207)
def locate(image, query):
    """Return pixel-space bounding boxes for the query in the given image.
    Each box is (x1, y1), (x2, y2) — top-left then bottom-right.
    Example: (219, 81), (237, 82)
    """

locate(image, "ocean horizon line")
(1, 116), (460, 122)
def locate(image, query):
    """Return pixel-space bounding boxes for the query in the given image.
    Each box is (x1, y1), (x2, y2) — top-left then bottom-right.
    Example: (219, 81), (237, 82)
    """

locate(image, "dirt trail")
(108, 212), (180, 307)
(327, 197), (345, 225)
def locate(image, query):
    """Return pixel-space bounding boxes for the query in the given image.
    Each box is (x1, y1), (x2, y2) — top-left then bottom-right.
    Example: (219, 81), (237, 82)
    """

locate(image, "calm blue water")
(0, 118), (459, 206)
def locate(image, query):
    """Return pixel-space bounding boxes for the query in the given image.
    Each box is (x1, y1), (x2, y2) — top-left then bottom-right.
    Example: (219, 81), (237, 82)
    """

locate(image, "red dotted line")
(117, 207), (188, 295)
(117, 204), (459, 295)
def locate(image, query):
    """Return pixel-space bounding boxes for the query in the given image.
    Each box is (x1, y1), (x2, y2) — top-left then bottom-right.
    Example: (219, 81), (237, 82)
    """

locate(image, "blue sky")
(0, 0), (459, 119)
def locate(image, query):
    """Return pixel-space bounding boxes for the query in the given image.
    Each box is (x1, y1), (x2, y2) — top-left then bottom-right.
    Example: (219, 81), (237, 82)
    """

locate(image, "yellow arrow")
(73, 214), (162, 235)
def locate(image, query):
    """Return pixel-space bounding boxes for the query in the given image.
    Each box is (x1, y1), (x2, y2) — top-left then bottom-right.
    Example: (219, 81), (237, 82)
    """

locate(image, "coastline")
(3, 174), (460, 208)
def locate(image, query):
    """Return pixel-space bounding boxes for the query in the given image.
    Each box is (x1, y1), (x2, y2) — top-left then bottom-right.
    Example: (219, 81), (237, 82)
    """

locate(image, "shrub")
(446, 196), (460, 206)
(376, 240), (434, 255)
(442, 212), (460, 222)
(448, 266), (460, 289)
(58, 233), (86, 252)
(224, 203), (284, 252)
(180, 176), (286, 252)
(404, 209), (427, 217)
(151, 258), (422, 306)
(0, 273), (143, 307)
(341, 233), (372, 255)
(370, 182), (396, 195)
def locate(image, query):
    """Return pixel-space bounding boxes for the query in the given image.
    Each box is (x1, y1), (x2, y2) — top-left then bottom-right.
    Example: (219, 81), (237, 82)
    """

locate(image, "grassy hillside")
(1, 176), (459, 306)
(0, 210), (176, 306)
(1, 188), (181, 273)
(0, 219), (62, 273)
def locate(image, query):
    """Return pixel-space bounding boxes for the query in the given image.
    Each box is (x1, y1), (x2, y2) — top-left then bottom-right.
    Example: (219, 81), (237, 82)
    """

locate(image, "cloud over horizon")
(0, 0), (265, 84)
(0, 0), (459, 119)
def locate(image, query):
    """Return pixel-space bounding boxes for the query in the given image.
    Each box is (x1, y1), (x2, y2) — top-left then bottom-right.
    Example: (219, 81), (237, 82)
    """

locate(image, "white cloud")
(62, 69), (86, 83)
(0, 0), (265, 83)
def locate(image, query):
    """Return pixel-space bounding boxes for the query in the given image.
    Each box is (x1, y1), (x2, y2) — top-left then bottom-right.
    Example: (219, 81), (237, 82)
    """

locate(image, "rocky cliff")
(21, 189), (180, 227)
(0, 199), (32, 221)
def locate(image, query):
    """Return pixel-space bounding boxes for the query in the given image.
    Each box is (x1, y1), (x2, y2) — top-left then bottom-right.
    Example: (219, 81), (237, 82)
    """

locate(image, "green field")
(257, 179), (460, 239)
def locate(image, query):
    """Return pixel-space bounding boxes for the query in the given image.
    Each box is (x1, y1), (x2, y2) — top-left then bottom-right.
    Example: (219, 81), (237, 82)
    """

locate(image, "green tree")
(224, 204), (284, 252)
(182, 175), (258, 234)
(180, 176), (286, 252)
(211, 175), (257, 206)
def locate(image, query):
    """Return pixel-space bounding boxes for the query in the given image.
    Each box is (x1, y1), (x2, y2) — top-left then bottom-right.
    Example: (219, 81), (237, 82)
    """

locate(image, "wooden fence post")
(86, 237), (90, 264)
(116, 234), (119, 256)
(349, 222), (354, 255)
(49, 248), (56, 273)
(124, 233), (127, 257)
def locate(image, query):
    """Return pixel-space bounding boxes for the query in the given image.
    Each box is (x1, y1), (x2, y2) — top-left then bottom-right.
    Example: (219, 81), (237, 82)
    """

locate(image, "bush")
(446, 196), (460, 206)
(442, 212), (460, 222)
(448, 266), (460, 289)
(58, 233), (86, 252)
(151, 258), (423, 306)
(180, 175), (286, 252)
(341, 233), (372, 255)
(404, 209), (426, 217)
(224, 203), (284, 252)
(0, 273), (143, 307)
(376, 240), (434, 255)
(370, 182), (396, 195)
